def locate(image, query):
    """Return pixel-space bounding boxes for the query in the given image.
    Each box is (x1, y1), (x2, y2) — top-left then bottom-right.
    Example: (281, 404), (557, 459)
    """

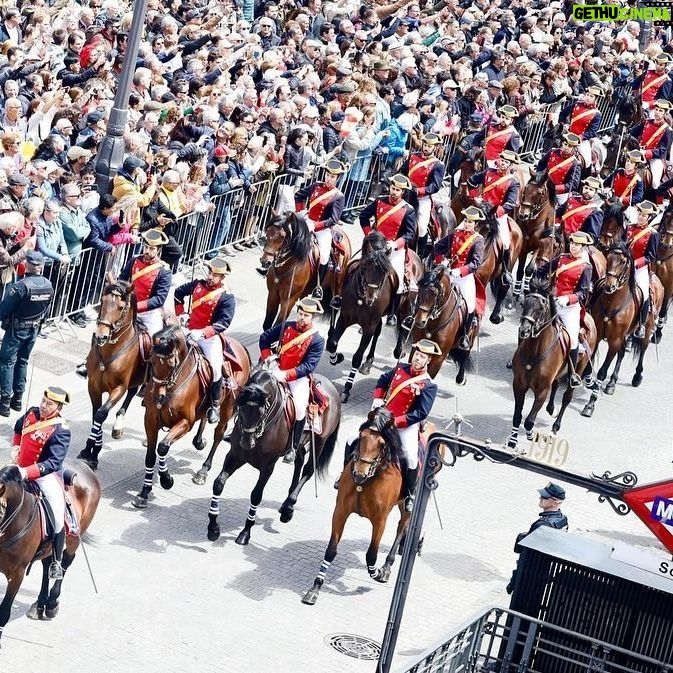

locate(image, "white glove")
(188, 329), (204, 342)
(18, 466), (27, 479)
(371, 398), (385, 410)
(556, 296), (570, 307)
(450, 268), (461, 278)
(10, 446), (19, 464)
(386, 241), (395, 253)
(272, 368), (287, 382)
(178, 313), (190, 327)
(263, 354), (279, 367)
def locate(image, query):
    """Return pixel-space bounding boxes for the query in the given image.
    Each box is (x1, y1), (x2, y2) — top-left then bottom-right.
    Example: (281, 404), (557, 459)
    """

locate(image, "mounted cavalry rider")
(433, 205), (485, 351)
(75, 228), (173, 379)
(632, 53), (673, 117)
(625, 200), (660, 339)
(603, 149), (645, 221)
(174, 257), (236, 425)
(467, 149), (520, 284)
(400, 132), (446, 258)
(294, 158), (347, 301)
(536, 132), (582, 206)
(12, 386), (71, 580)
(448, 112), (484, 185)
(472, 104), (522, 169)
(334, 339), (440, 512)
(535, 231), (593, 388)
(556, 176), (604, 243)
(259, 297), (325, 465)
(630, 98), (673, 193)
(359, 174), (417, 328)
(558, 86), (603, 172)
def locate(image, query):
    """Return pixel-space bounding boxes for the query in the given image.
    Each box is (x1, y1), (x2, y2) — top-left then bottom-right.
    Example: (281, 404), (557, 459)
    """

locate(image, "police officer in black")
(506, 482), (568, 594)
(0, 250), (54, 416)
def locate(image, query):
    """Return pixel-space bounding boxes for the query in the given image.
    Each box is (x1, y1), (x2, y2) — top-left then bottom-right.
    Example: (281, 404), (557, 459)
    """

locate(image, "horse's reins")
(414, 282), (462, 333)
(351, 438), (388, 485)
(518, 293), (568, 369)
(94, 293), (139, 370)
(0, 488), (40, 549)
(238, 381), (287, 441)
(151, 344), (200, 405)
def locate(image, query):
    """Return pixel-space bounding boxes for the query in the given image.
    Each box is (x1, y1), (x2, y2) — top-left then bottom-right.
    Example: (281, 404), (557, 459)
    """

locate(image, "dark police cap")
(122, 155), (147, 172)
(538, 482), (566, 500)
(25, 250), (45, 266)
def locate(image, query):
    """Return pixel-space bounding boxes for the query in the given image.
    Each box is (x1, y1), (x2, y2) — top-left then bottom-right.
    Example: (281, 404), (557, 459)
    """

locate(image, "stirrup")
(207, 406), (220, 424)
(48, 561), (64, 580)
(282, 447), (296, 464)
(311, 286), (323, 300)
(570, 374), (582, 389)
(634, 325), (646, 339)
(404, 494), (415, 513)
(330, 296), (342, 310)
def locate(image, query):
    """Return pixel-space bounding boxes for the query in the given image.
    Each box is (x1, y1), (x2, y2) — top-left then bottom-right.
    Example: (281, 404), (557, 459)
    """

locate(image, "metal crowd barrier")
(518, 102), (563, 162)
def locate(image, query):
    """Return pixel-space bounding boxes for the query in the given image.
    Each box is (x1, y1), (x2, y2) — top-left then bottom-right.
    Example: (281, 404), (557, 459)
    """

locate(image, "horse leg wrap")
(208, 495), (220, 516)
(345, 368), (357, 388)
(368, 565), (381, 581)
(507, 427), (519, 447)
(513, 279), (523, 296)
(143, 468), (154, 488)
(246, 504), (258, 524)
(316, 560), (331, 582)
(88, 421), (103, 445)
(157, 455), (168, 473)
(330, 353), (339, 365)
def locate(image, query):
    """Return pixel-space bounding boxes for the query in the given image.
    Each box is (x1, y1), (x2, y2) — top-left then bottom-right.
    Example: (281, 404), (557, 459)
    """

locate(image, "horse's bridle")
(236, 381), (287, 448)
(356, 264), (386, 306)
(519, 183), (547, 222)
(351, 436), (388, 486)
(604, 252), (630, 294)
(520, 292), (554, 338)
(150, 344), (199, 406)
(96, 290), (132, 344)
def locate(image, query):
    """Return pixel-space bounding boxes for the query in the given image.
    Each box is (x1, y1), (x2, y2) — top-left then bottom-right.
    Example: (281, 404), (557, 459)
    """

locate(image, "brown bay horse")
(508, 278), (597, 448)
(653, 207), (673, 343)
(582, 242), (664, 418)
(132, 325), (252, 508)
(515, 171), (557, 299)
(597, 199), (626, 252)
(206, 368), (341, 544)
(260, 212), (319, 330)
(394, 265), (473, 384)
(77, 280), (151, 470)
(0, 460), (100, 637)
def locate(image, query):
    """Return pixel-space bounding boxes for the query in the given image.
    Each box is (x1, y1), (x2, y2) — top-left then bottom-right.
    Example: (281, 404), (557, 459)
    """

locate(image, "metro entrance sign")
(623, 479), (673, 554)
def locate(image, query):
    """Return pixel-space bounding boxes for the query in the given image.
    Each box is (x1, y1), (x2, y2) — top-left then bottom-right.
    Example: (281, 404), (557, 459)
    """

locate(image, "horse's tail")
(449, 348), (475, 373)
(630, 334), (646, 359)
(316, 418), (340, 479)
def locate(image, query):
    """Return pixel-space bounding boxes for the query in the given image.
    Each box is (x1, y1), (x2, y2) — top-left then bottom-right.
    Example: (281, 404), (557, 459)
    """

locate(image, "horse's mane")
(152, 325), (183, 356)
(531, 170), (557, 208)
(418, 265), (444, 290)
(359, 408), (404, 463)
(281, 212), (312, 260)
(0, 465), (22, 485)
(362, 230), (388, 254)
(238, 369), (275, 407)
(603, 199), (624, 229)
(479, 203), (499, 243)
(608, 241), (637, 294)
(527, 276), (557, 319)
(364, 248), (393, 275)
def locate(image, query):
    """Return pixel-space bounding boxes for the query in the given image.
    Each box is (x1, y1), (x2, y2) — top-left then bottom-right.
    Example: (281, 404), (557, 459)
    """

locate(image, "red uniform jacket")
(561, 196), (600, 235)
(547, 151), (578, 193)
(640, 120), (671, 159)
(484, 125), (517, 162)
(612, 170), (642, 204)
(407, 153), (437, 194)
(641, 71), (669, 105)
(375, 199), (413, 241)
(131, 258), (163, 304)
(627, 225), (657, 268)
(555, 254), (589, 302)
(188, 283), (226, 330)
(568, 102), (599, 138)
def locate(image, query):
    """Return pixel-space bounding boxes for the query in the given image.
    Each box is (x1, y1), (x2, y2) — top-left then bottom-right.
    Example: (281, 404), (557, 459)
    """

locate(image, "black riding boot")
(404, 466), (419, 512)
(312, 263), (329, 300)
(501, 248), (513, 286)
(416, 234), (428, 259)
(207, 379), (223, 424)
(459, 311), (475, 350)
(283, 418), (306, 464)
(568, 347), (582, 388)
(634, 299), (650, 339)
(387, 294), (401, 327)
(49, 529), (66, 580)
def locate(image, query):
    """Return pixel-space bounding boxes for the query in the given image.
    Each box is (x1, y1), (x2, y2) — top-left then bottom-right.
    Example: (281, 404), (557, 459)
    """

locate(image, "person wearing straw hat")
(400, 132), (446, 259)
(603, 150), (645, 221)
(174, 257), (235, 424)
(0, 250), (53, 417)
(472, 104), (522, 169)
(625, 200), (660, 339)
(359, 173), (417, 327)
(259, 297), (325, 464)
(558, 86), (603, 171)
(535, 231), (593, 388)
(12, 386), (72, 579)
(536, 132), (582, 207)
(556, 176), (604, 243)
(434, 206), (485, 351)
(632, 53), (673, 115)
(294, 158), (347, 301)
(630, 99), (673, 192)
(467, 150), (520, 284)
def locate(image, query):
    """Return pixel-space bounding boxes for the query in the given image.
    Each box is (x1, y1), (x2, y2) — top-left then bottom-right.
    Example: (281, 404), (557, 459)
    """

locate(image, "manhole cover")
(325, 633), (381, 660)
(32, 352), (77, 375)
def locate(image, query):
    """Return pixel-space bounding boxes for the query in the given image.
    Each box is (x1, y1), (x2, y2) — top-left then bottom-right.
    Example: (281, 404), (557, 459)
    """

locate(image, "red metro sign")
(622, 479), (673, 555)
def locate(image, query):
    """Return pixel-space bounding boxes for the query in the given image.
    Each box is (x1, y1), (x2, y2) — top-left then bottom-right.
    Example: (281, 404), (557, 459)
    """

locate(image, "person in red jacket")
(12, 386), (71, 579)
(536, 132), (582, 207)
(626, 200), (660, 338)
(603, 150), (645, 222)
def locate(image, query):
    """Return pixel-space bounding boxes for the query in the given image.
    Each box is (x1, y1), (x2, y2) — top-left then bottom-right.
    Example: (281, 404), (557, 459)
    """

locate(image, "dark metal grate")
(325, 633), (381, 660)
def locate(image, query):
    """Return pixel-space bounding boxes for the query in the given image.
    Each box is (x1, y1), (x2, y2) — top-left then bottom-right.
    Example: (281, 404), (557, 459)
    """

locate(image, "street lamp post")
(95, 0), (150, 194)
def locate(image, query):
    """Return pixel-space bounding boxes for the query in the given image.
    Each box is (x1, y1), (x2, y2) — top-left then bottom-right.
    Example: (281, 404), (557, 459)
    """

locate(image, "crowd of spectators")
(0, 0), (670, 322)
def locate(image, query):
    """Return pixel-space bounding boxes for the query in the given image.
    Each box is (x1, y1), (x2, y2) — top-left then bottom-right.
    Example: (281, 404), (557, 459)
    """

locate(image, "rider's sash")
(279, 328), (318, 355)
(376, 200), (406, 229)
(482, 173), (513, 196)
(307, 188), (339, 212)
(630, 225), (656, 247)
(642, 73), (669, 95)
(548, 156), (575, 180)
(22, 416), (64, 436)
(561, 203), (595, 222)
(386, 373), (430, 405)
(570, 107), (598, 127)
(191, 286), (225, 311)
(131, 261), (163, 283)
(555, 257), (586, 278)
(454, 233), (478, 260)
(642, 123), (668, 150)
(408, 157), (436, 179)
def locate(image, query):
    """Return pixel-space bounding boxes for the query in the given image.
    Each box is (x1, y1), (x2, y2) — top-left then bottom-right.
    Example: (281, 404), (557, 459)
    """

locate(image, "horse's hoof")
(45, 604), (59, 619)
(207, 524), (221, 542)
(489, 314), (505, 325)
(26, 602), (45, 620)
(455, 373), (466, 386)
(159, 473), (174, 490)
(192, 470), (208, 486)
(330, 353), (345, 365)
(279, 507), (294, 524)
(552, 423), (561, 434)
(651, 331), (662, 344)
(580, 405), (594, 418)
(340, 391), (351, 403)
(193, 438), (207, 452)
(131, 495), (148, 509)
(377, 566), (392, 584)
(632, 374), (643, 387)
(302, 589), (319, 605)
(235, 529), (251, 546)
(111, 428), (123, 440)
(604, 382), (616, 396)
(359, 360), (372, 375)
